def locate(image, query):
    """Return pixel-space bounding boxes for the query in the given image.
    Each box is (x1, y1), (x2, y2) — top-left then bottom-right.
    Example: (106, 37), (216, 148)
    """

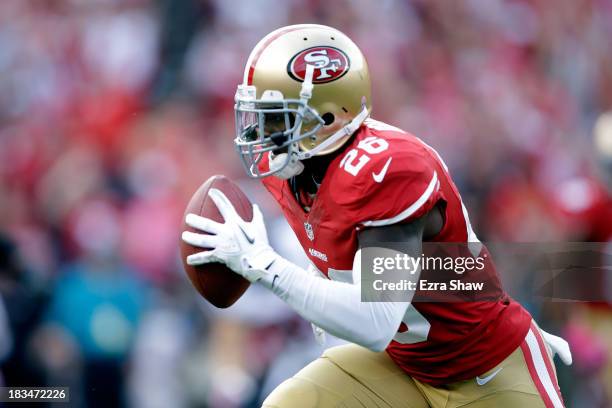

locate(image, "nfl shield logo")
(304, 222), (314, 241)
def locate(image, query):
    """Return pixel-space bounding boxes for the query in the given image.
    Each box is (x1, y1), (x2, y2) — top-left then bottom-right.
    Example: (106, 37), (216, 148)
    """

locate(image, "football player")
(182, 25), (572, 407)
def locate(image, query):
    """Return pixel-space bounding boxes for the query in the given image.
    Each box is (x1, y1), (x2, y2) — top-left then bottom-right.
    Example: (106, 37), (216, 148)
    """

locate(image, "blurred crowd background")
(0, 0), (611, 407)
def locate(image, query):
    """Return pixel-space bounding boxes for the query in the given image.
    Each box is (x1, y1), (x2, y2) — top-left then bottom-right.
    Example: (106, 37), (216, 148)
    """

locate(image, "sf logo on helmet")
(288, 46), (350, 84)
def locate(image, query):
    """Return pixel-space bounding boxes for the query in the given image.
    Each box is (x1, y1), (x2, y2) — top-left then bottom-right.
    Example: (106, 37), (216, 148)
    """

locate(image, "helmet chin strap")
(297, 104), (369, 160)
(271, 104), (369, 179)
(271, 64), (369, 179)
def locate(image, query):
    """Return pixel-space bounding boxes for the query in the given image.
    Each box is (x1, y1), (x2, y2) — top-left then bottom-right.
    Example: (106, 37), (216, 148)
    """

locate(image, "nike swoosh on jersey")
(372, 157), (392, 183)
(475, 367), (503, 386)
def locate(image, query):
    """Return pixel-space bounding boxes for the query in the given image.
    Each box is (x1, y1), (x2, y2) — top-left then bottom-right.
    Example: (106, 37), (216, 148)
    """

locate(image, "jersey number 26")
(339, 136), (389, 176)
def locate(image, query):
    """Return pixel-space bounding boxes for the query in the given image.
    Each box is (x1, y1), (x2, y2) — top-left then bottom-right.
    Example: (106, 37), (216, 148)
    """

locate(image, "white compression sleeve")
(259, 251), (411, 352)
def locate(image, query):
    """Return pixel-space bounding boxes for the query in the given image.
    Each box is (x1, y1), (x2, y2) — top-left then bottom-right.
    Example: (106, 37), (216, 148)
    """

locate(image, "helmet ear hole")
(322, 112), (335, 126)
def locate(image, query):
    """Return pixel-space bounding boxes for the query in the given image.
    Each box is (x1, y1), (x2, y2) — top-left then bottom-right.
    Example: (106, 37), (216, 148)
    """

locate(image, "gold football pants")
(263, 324), (564, 407)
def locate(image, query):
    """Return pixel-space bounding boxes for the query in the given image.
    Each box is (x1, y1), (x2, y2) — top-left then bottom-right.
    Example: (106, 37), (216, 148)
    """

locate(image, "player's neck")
(302, 137), (352, 182)
(289, 151), (337, 210)
(293, 158), (330, 198)
(290, 137), (354, 209)
(303, 157), (329, 185)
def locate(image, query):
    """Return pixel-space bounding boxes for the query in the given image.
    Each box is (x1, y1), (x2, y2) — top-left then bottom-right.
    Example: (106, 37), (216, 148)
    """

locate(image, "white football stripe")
(526, 329), (564, 408)
(361, 171), (438, 227)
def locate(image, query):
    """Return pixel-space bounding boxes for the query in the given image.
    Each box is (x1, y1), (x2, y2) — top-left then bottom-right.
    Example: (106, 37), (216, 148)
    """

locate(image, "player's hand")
(541, 329), (572, 366)
(181, 188), (278, 283)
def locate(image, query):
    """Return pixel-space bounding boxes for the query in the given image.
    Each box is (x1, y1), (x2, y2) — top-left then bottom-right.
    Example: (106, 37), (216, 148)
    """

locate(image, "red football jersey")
(261, 118), (532, 385)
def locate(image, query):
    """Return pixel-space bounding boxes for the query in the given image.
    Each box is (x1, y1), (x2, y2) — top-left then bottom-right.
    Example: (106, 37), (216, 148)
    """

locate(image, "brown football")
(180, 175), (252, 308)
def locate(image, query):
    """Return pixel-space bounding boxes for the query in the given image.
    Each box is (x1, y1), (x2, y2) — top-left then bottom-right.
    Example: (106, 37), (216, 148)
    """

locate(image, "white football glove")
(181, 188), (279, 283)
(541, 329), (573, 366)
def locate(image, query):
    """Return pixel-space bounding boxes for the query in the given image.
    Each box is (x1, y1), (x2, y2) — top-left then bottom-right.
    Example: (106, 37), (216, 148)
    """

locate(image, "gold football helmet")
(234, 24), (372, 178)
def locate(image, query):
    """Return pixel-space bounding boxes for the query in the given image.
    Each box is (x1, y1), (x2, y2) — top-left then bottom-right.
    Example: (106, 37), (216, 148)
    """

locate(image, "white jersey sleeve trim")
(360, 170), (438, 227)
